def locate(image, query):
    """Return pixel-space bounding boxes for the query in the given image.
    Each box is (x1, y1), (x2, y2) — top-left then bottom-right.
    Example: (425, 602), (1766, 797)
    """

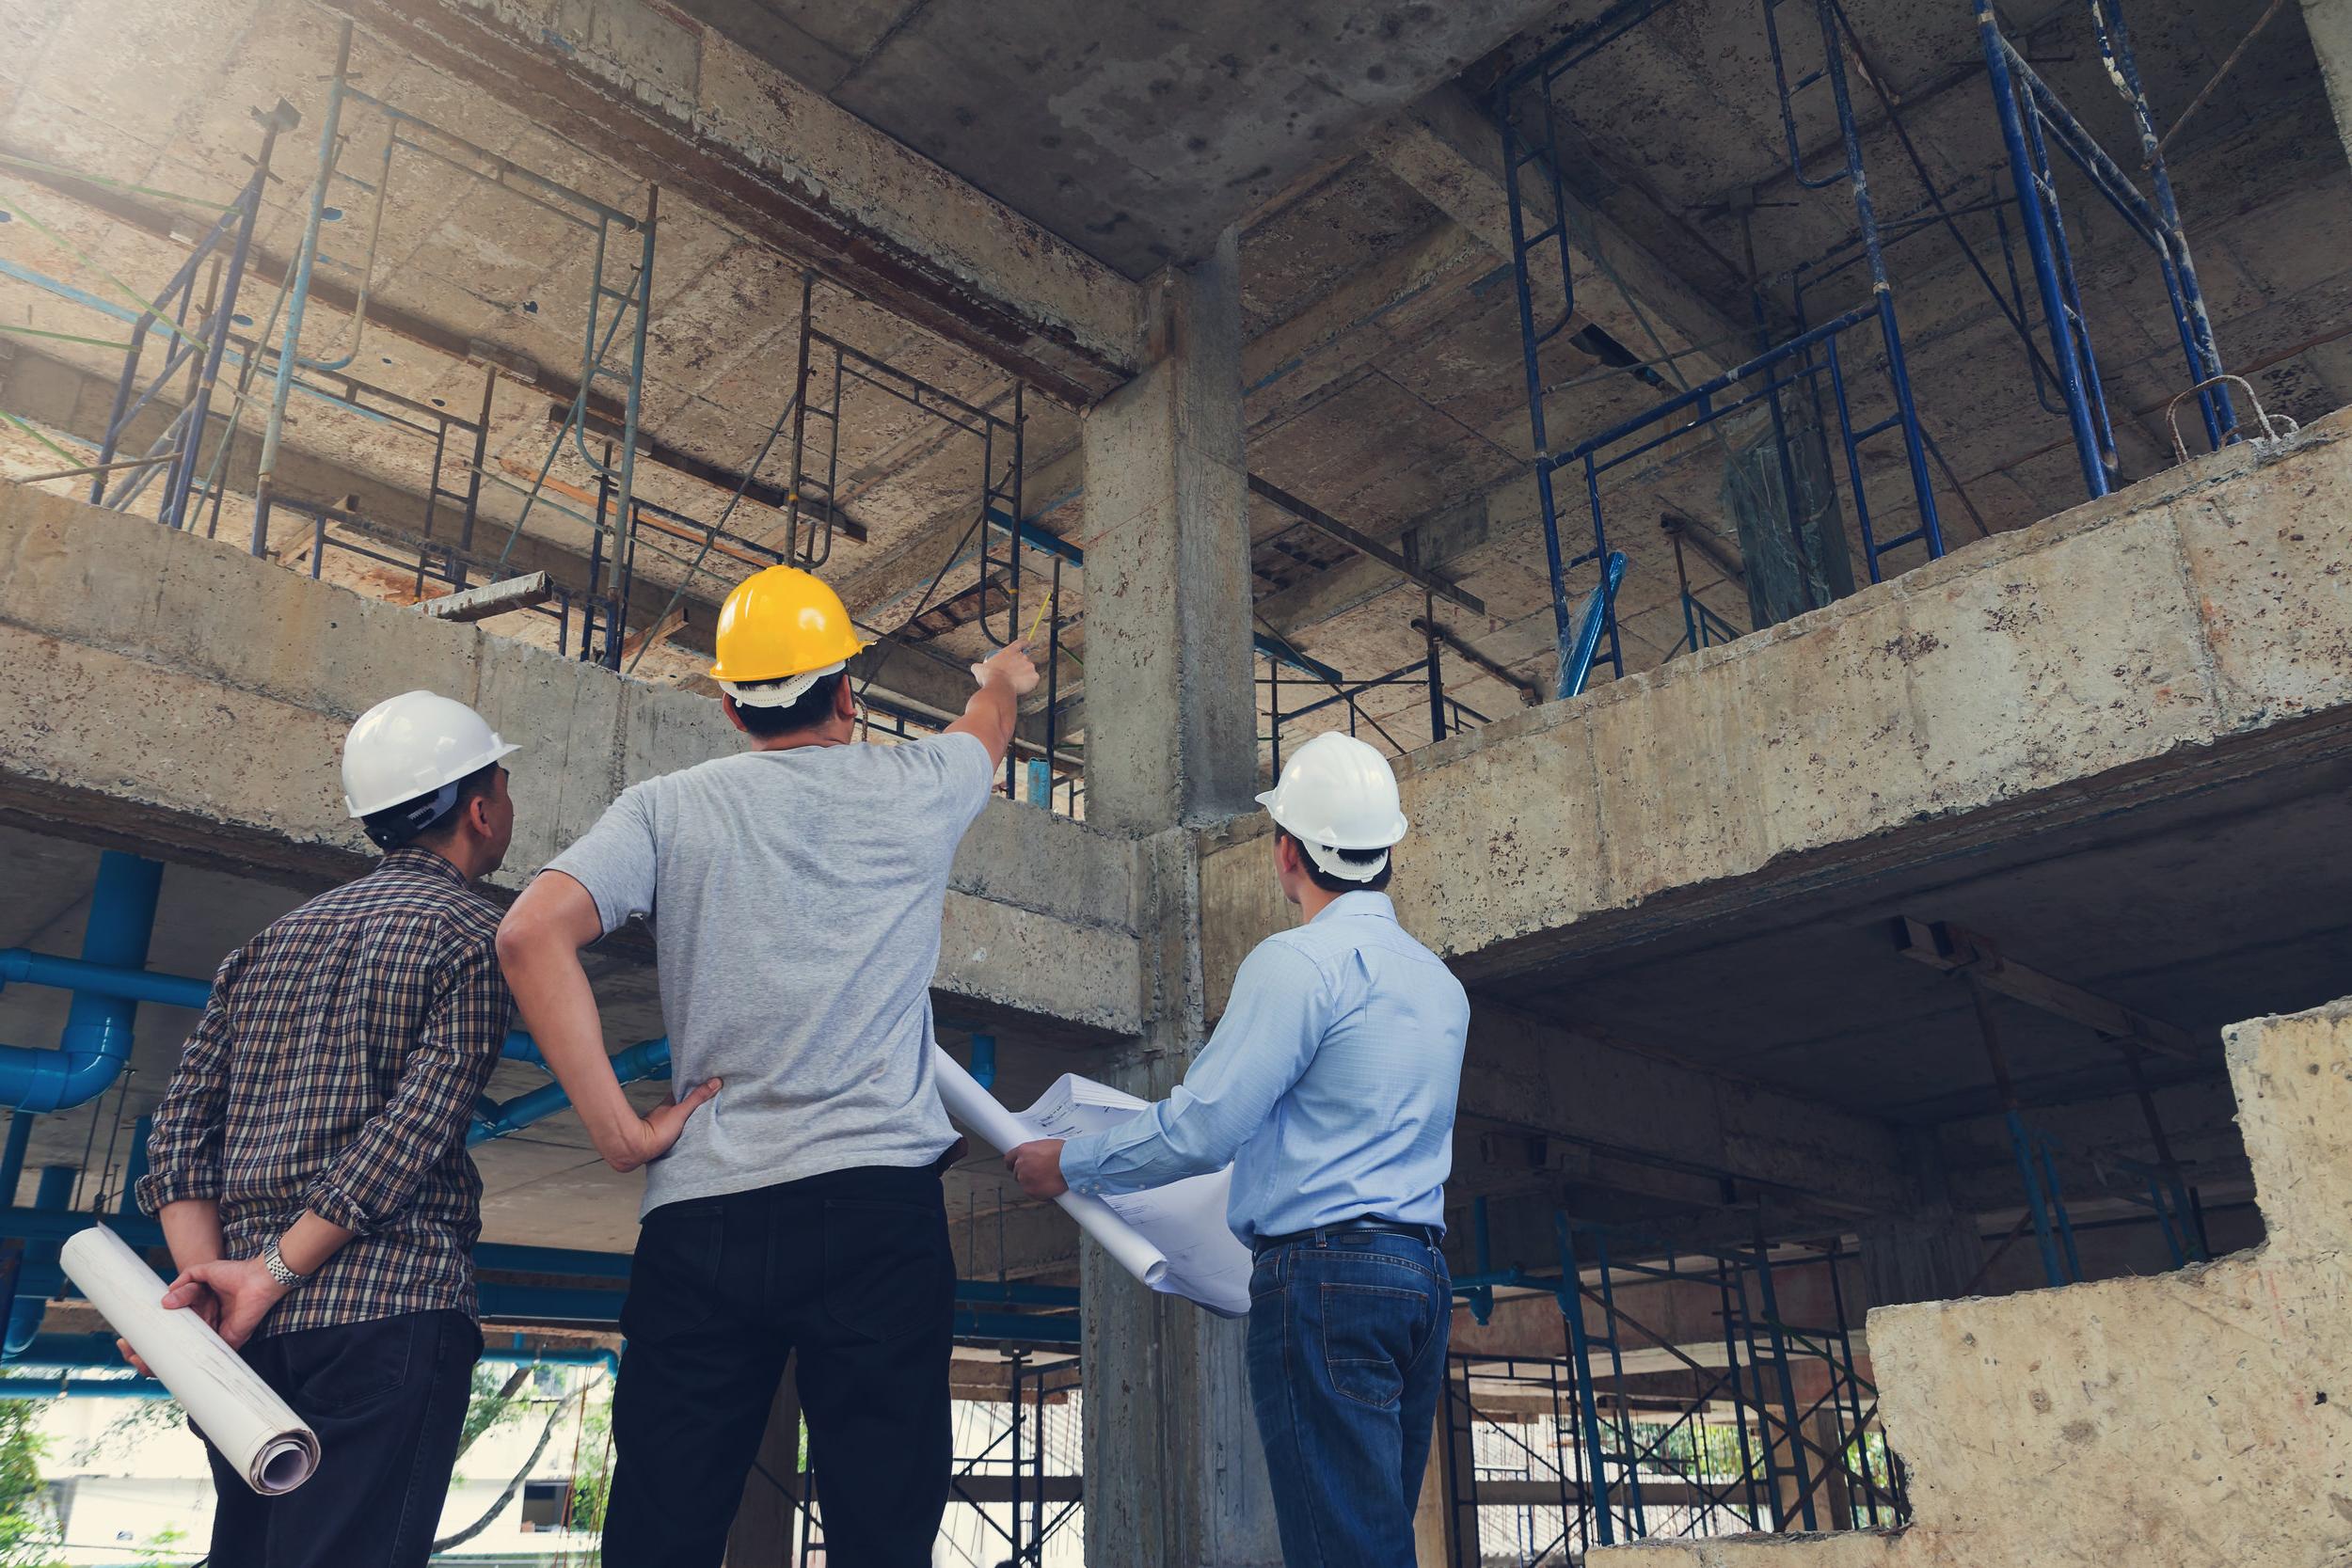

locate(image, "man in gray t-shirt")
(496, 563), (1038, 1568)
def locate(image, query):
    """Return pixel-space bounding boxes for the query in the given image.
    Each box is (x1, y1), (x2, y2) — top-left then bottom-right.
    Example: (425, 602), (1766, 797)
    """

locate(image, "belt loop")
(1312, 1227), (1329, 1250)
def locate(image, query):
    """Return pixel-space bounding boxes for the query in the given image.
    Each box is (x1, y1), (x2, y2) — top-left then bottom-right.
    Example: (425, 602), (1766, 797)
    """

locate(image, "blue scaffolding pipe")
(1978, 0), (2234, 499)
(1558, 552), (1626, 701)
(469, 1037), (672, 1146)
(251, 21), (354, 553)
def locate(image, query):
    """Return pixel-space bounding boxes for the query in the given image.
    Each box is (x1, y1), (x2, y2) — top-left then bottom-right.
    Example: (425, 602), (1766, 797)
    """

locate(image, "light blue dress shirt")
(1057, 891), (1470, 1247)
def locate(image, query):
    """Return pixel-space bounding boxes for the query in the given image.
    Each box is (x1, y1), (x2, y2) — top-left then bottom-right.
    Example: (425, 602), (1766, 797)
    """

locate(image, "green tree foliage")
(566, 1385), (616, 1536)
(0, 1399), (61, 1567)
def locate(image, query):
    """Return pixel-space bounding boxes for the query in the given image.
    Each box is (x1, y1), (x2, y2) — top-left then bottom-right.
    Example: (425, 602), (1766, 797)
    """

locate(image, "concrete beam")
(1367, 84), (1741, 396)
(1457, 1006), (1909, 1217)
(0, 483), (1142, 1037)
(1201, 411), (2352, 997)
(324, 0), (1139, 407)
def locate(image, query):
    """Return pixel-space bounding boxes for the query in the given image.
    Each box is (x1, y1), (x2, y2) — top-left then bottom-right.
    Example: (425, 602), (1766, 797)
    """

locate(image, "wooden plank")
(416, 572), (552, 623)
(1896, 918), (2206, 1062)
(1248, 473), (1486, 617)
(618, 605), (689, 662)
(948, 1475), (1082, 1505)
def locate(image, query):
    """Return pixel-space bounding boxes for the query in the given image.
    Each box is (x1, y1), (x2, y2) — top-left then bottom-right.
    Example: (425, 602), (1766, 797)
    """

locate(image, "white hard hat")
(342, 690), (519, 832)
(1254, 731), (1408, 883)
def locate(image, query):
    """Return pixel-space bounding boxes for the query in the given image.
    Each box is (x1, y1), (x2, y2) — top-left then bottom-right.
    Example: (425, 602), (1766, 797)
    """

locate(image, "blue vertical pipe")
(0, 853), (166, 1112)
(0, 1116), (28, 1209)
(7, 1167), (75, 1356)
(119, 1114), (153, 1218)
(1977, 4), (2108, 499)
(969, 1035), (996, 1092)
(1814, 0), (1940, 562)
(1025, 760), (1051, 809)
(252, 21), (351, 554)
(2088, 0), (2233, 446)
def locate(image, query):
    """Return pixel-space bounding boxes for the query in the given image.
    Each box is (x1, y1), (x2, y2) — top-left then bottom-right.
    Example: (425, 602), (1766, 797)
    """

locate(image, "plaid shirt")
(136, 847), (510, 1337)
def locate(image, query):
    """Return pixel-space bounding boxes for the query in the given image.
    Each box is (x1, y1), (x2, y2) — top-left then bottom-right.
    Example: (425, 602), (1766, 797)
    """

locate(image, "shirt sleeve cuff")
(133, 1170), (220, 1215)
(300, 1181), (376, 1237)
(1059, 1133), (1108, 1197)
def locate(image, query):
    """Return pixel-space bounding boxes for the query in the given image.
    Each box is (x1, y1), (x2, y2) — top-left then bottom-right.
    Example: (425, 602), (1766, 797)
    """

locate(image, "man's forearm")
(949, 674), (1018, 764)
(275, 1210), (357, 1277)
(156, 1200), (224, 1275)
(499, 933), (643, 1167)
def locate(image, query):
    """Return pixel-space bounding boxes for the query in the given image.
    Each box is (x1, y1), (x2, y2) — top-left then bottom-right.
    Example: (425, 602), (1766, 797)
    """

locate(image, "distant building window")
(520, 1479), (572, 1530)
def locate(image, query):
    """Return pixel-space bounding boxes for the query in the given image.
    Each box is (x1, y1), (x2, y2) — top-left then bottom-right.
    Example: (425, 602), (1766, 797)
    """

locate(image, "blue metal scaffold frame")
(1975, 0), (2235, 500)
(1492, 0), (1946, 695)
(1444, 1210), (1904, 1560)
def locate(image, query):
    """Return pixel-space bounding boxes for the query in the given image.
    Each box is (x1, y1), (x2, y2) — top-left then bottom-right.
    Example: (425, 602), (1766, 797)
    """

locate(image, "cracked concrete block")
(1895, 511), (2215, 808)
(2172, 435), (2352, 730)
(1404, 705), (1608, 963)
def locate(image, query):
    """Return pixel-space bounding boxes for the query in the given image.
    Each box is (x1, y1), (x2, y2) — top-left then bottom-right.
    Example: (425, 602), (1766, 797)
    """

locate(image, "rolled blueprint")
(60, 1226), (319, 1495)
(931, 1048), (1170, 1290)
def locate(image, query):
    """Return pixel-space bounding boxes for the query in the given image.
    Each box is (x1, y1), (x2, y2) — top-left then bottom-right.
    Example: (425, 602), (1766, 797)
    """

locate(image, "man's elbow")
(494, 908), (548, 973)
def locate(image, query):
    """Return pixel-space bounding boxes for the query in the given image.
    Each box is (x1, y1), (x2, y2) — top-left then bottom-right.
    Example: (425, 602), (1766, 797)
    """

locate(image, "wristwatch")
(260, 1237), (310, 1291)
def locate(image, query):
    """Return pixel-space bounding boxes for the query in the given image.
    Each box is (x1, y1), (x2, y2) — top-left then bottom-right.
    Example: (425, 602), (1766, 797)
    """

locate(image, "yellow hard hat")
(709, 565), (867, 685)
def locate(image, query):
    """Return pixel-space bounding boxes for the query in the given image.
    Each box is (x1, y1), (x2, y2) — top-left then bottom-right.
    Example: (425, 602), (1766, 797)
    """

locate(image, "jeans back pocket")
(822, 1197), (952, 1343)
(1317, 1281), (1431, 1409)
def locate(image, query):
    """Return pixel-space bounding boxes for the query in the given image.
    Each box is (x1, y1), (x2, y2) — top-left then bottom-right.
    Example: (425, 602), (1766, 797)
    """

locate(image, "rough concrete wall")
(1593, 995), (2352, 1568)
(1201, 411), (2352, 1007)
(0, 483), (1141, 1034)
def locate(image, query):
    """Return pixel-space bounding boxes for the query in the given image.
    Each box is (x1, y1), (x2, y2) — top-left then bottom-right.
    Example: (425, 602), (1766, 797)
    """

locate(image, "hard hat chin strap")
(721, 659), (848, 709)
(1300, 839), (1390, 883)
(362, 779), (462, 851)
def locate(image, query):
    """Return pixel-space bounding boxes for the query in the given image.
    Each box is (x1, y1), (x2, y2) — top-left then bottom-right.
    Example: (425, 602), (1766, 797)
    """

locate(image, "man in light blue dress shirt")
(1006, 732), (1470, 1568)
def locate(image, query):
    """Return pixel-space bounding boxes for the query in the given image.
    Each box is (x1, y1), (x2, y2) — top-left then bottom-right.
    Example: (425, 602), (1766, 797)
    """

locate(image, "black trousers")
(204, 1309), (480, 1568)
(601, 1164), (955, 1568)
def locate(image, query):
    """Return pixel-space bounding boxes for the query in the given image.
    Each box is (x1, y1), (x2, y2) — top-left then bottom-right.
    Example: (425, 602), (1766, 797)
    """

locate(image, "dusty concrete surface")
(1592, 992), (2352, 1568)
(0, 482), (1142, 1035)
(1201, 407), (2352, 1009)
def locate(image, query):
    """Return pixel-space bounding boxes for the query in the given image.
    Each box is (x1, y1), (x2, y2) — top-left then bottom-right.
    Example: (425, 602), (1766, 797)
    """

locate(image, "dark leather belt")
(1252, 1220), (1442, 1258)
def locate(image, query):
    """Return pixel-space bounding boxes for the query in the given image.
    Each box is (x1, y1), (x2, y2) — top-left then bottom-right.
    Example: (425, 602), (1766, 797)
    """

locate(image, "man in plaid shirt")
(135, 691), (526, 1568)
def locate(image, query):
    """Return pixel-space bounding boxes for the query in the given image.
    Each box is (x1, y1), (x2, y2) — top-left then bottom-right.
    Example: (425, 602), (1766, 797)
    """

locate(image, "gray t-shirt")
(546, 733), (994, 1214)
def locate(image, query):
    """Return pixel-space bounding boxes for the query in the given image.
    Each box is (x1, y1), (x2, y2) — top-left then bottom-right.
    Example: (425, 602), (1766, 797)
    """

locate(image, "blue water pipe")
(7, 1168), (74, 1357)
(0, 933), (663, 1145)
(968, 1034), (996, 1091)
(0, 854), (165, 1113)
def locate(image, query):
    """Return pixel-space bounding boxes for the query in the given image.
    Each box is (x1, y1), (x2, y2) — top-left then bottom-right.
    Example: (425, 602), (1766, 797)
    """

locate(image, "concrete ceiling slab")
(673, 0), (1566, 277)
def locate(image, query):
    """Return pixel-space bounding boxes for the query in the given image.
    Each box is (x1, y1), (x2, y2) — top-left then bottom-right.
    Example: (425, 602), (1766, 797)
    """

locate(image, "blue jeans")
(1246, 1230), (1452, 1568)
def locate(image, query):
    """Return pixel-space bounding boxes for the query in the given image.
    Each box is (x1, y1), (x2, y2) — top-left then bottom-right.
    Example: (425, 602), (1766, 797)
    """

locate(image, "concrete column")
(723, 1366), (800, 1568)
(1076, 230), (1279, 1567)
(1075, 228), (1259, 834)
(2305, 0), (2352, 164)
(1857, 1133), (1985, 1307)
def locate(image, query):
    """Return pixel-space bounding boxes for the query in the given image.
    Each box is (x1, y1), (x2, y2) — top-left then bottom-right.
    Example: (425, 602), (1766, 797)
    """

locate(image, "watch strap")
(261, 1237), (308, 1290)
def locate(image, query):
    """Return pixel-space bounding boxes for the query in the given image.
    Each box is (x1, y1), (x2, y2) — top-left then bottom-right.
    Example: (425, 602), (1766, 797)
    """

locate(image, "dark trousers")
(204, 1309), (481, 1568)
(1245, 1230), (1453, 1568)
(601, 1164), (955, 1568)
